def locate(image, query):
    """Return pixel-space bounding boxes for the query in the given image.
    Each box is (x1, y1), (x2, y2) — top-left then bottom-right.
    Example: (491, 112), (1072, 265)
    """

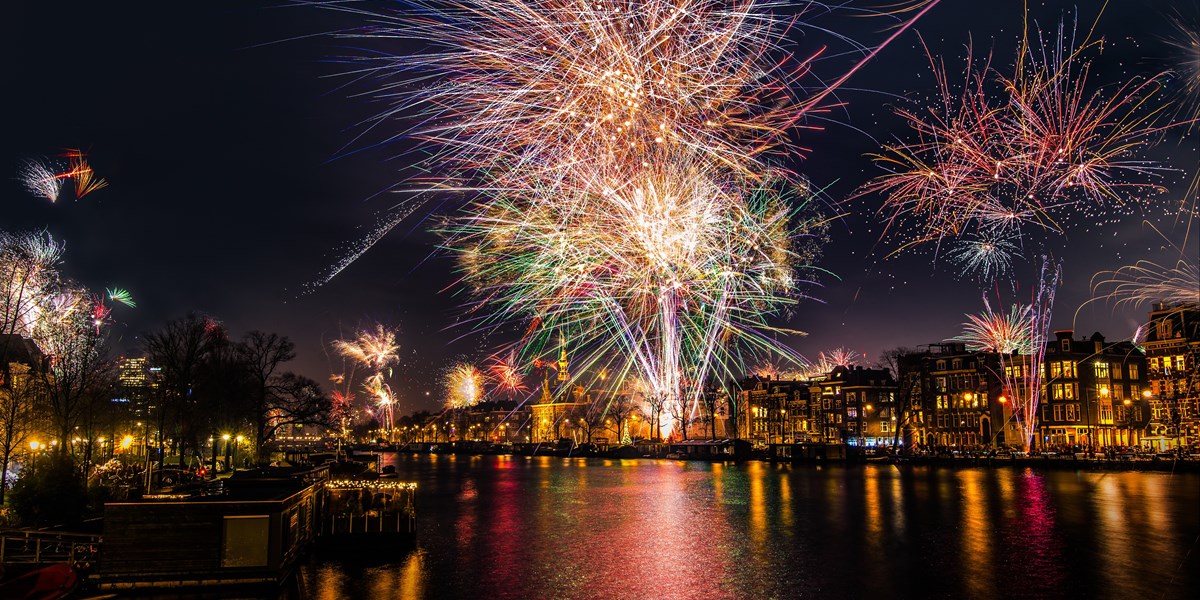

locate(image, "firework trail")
(963, 257), (1060, 451)
(303, 202), (422, 294)
(18, 158), (65, 202)
(1091, 259), (1199, 308)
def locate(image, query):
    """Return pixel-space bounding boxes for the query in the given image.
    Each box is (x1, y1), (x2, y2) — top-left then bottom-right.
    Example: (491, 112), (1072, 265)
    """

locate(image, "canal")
(298, 454), (1199, 599)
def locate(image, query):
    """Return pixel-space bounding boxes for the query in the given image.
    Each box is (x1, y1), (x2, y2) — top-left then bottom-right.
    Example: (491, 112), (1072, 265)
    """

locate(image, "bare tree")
(601, 394), (637, 444)
(237, 331), (301, 464)
(645, 393), (666, 443)
(36, 298), (111, 458)
(0, 362), (42, 503)
(253, 373), (331, 458)
(143, 313), (214, 476)
(876, 347), (923, 451)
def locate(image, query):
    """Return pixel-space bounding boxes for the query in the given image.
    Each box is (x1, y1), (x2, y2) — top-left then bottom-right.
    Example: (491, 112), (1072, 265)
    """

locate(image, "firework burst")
(449, 157), (825, 424)
(488, 351), (528, 398)
(333, 323), (400, 372)
(106, 287), (136, 308)
(945, 232), (1020, 281)
(950, 299), (1034, 355)
(334, 323), (402, 430)
(63, 149), (108, 198)
(446, 362), (484, 409)
(19, 158), (65, 202)
(862, 11), (1175, 264)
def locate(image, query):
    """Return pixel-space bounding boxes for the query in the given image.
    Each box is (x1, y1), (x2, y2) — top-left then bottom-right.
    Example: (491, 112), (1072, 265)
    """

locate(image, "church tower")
(557, 336), (569, 383)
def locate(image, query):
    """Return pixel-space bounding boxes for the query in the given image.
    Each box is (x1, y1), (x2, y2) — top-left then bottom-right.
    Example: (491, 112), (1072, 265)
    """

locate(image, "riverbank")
(373, 442), (1200, 472)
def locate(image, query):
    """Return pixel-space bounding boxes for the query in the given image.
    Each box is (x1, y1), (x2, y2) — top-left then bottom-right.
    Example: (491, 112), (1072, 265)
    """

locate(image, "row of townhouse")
(732, 302), (1198, 451)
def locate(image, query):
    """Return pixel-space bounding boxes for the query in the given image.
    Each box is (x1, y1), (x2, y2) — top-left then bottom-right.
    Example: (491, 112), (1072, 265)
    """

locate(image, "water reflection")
(295, 456), (1199, 599)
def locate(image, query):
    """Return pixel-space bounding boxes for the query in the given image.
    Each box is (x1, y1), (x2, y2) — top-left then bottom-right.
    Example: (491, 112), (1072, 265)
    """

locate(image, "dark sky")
(3, 0), (1196, 413)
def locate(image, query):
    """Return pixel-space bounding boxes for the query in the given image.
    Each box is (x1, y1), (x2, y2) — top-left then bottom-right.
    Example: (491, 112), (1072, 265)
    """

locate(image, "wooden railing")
(0, 529), (101, 568)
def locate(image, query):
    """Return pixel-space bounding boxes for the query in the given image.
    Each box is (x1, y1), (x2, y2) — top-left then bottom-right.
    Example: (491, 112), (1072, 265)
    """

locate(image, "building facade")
(1037, 330), (1149, 449)
(1141, 303), (1200, 450)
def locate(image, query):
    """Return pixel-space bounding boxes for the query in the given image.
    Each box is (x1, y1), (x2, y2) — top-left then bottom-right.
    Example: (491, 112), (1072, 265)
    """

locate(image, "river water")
(297, 454), (1199, 599)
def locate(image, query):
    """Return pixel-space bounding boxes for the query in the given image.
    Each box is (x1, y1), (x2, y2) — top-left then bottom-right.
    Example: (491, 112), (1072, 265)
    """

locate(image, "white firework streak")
(19, 158), (64, 202)
(304, 202), (421, 294)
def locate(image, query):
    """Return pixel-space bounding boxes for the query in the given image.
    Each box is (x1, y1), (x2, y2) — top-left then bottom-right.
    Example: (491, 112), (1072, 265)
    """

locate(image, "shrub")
(8, 456), (88, 527)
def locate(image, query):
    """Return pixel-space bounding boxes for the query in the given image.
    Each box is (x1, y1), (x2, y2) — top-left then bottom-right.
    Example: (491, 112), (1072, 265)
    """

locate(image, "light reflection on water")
(297, 455), (1199, 599)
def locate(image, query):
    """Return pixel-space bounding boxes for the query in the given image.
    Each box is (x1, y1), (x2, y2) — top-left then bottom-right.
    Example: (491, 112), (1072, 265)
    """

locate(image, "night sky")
(3, 0), (1196, 413)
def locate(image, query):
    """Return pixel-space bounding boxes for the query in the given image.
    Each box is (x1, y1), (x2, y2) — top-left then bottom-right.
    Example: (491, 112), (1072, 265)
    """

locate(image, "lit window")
(1094, 362), (1110, 379)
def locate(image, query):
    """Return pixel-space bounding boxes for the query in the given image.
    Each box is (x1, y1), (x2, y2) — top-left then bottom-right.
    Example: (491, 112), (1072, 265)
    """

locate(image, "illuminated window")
(1129, 364), (1138, 380)
(1053, 405), (1063, 421)
(1130, 384), (1140, 398)
(1094, 362), (1110, 379)
(1150, 357), (1160, 371)
(1063, 362), (1076, 377)
(1065, 404), (1076, 421)
(1051, 362), (1063, 378)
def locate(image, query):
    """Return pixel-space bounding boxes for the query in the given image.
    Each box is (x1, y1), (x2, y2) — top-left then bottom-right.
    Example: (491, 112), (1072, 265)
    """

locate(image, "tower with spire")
(557, 335), (570, 384)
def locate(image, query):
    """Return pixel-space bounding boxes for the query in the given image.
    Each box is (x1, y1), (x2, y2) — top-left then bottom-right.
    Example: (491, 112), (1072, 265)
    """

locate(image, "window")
(1094, 362), (1110, 379)
(952, 359), (962, 370)
(1063, 361), (1076, 377)
(1063, 384), (1076, 400)
(1149, 357), (1159, 371)
(847, 408), (858, 419)
(1100, 403), (1113, 424)
(222, 516), (270, 568)
(1053, 405), (1063, 421)
(1065, 404), (1076, 421)
(1175, 355), (1187, 371)
(936, 377), (947, 391)
(881, 421), (891, 433)
(1062, 339), (1071, 352)
(1130, 384), (1140, 399)
(937, 360), (946, 371)
(1157, 319), (1173, 339)
(1051, 361), (1063, 378)
(1113, 364), (1123, 380)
